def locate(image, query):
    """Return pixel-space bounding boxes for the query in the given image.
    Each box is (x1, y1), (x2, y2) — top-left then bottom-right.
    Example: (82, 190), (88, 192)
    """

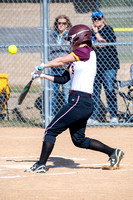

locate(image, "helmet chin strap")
(73, 40), (77, 46)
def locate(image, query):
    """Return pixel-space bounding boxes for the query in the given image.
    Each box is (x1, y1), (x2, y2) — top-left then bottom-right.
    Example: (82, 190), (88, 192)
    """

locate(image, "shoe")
(24, 161), (46, 173)
(87, 118), (99, 125)
(110, 117), (118, 123)
(109, 149), (124, 167)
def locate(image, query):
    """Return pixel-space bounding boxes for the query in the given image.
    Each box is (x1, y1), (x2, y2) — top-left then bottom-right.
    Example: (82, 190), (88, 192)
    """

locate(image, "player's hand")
(31, 72), (40, 79)
(34, 63), (45, 73)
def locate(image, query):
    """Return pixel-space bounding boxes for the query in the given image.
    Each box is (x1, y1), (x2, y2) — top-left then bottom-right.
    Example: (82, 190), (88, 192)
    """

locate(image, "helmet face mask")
(67, 33), (76, 44)
(65, 24), (91, 46)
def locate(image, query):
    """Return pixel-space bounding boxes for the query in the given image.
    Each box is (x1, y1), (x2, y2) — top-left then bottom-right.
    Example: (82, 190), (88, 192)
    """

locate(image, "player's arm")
(54, 70), (70, 84)
(44, 53), (76, 68)
(34, 53), (76, 74)
(39, 74), (54, 82)
(39, 69), (70, 84)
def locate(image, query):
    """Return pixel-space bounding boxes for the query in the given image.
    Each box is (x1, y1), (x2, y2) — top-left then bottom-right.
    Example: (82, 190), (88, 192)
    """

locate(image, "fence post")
(43, 0), (49, 128)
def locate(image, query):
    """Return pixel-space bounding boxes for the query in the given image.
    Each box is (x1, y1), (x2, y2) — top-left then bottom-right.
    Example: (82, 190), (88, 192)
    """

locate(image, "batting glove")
(34, 63), (45, 73)
(31, 72), (40, 79)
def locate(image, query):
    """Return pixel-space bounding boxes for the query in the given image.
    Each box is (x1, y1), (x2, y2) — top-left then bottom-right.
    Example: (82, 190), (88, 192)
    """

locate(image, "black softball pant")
(44, 90), (93, 149)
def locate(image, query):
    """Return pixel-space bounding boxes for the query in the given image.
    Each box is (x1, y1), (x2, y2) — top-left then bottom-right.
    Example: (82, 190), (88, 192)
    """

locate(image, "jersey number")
(71, 65), (74, 75)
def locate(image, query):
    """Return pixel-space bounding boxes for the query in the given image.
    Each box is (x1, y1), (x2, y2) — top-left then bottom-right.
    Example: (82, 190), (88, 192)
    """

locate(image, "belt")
(69, 90), (91, 98)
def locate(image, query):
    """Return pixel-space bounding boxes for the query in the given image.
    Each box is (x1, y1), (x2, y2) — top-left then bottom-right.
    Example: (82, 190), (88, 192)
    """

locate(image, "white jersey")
(68, 46), (96, 94)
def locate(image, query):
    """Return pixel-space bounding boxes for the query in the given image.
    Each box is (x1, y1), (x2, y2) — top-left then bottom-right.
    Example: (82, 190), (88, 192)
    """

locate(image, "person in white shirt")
(25, 24), (124, 173)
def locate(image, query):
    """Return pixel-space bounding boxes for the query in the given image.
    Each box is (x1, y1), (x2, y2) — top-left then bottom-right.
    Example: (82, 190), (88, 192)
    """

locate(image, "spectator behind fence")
(49, 15), (72, 116)
(88, 11), (120, 124)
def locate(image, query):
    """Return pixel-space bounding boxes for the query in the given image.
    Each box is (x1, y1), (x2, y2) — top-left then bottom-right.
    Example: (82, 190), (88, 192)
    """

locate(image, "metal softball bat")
(18, 78), (33, 105)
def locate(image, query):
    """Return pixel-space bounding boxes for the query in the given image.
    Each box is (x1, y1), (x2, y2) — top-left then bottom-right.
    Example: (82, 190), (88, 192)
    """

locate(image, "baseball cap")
(91, 11), (104, 21)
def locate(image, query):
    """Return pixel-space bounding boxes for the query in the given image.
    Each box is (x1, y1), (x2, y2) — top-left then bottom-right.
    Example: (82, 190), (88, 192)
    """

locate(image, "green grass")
(100, 0), (132, 7)
(108, 18), (133, 29)
(10, 84), (41, 93)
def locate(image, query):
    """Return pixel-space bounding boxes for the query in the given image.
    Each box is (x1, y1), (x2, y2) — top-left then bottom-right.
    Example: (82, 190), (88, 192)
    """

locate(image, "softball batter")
(25, 24), (124, 173)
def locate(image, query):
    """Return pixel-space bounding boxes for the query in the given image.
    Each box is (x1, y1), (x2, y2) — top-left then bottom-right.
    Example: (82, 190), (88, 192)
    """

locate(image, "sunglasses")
(57, 22), (67, 25)
(92, 16), (103, 22)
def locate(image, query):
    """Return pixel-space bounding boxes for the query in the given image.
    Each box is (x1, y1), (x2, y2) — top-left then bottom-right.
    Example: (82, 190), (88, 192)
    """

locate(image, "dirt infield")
(0, 127), (133, 200)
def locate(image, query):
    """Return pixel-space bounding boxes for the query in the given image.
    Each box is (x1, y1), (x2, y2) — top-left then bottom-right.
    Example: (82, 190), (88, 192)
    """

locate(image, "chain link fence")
(0, 0), (133, 128)
(0, 1), (43, 127)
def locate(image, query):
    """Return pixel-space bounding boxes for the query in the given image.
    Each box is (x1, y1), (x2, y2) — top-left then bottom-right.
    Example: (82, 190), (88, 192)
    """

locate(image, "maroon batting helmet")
(65, 24), (91, 46)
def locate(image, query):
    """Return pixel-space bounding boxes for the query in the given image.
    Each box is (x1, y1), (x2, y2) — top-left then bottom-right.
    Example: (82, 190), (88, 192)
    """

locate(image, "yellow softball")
(8, 45), (17, 54)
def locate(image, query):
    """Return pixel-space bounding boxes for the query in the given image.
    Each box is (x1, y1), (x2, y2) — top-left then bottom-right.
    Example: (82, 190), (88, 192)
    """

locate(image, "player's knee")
(71, 134), (90, 149)
(43, 133), (56, 144)
(72, 134), (84, 148)
(72, 140), (82, 148)
(71, 134), (82, 147)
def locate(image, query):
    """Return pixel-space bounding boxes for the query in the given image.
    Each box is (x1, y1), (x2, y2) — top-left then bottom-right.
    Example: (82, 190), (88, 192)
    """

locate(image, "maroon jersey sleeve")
(71, 46), (93, 61)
